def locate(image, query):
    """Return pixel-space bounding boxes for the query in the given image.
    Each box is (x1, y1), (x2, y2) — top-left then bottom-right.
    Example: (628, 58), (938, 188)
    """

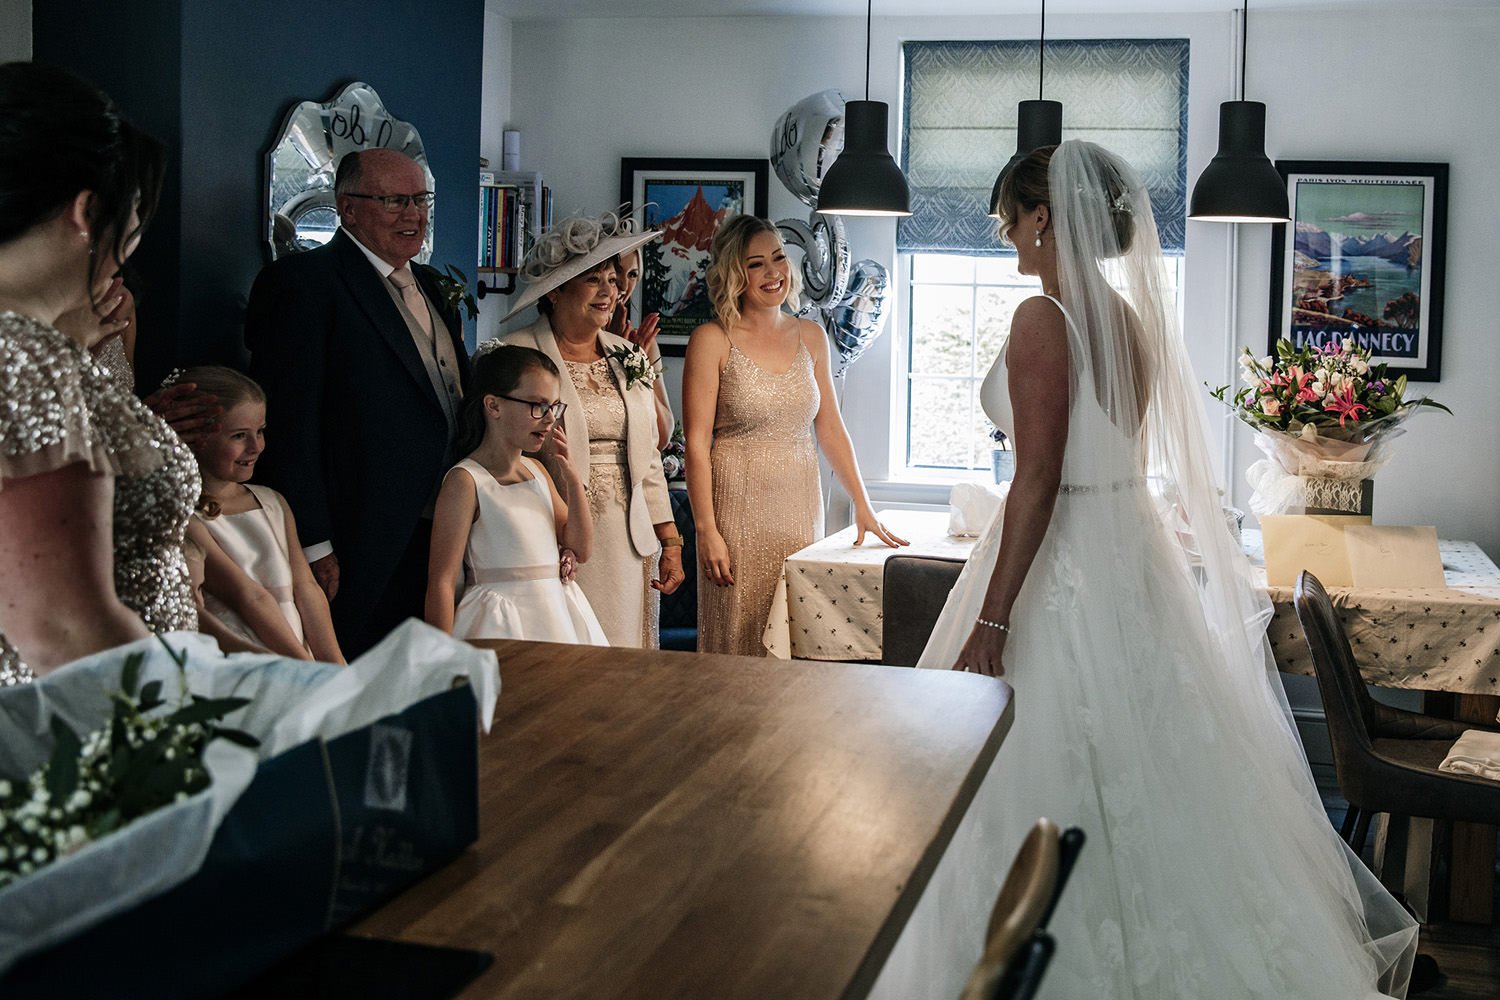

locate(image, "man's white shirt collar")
(343, 227), (406, 279)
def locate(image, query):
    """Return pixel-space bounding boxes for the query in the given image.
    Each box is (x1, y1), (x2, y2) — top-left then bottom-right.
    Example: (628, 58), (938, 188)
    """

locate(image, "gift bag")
(0, 620), (498, 997)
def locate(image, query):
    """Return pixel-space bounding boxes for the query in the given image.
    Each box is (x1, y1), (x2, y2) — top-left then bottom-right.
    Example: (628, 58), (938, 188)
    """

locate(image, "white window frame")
(888, 251), (1186, 489)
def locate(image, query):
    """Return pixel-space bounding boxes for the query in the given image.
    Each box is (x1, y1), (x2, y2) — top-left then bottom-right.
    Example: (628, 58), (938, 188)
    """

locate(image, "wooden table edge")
(841, 679), (1016, 999)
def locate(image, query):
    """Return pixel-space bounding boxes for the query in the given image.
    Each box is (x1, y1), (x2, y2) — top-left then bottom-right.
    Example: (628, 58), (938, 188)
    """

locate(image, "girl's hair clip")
(158, 368), (185, 391)
(472, 338), (507, 361)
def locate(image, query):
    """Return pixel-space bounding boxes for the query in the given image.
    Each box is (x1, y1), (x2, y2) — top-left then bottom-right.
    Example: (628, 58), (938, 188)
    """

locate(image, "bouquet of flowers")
(1211, 338), (1449, 514)
(0, 649), (256, 890)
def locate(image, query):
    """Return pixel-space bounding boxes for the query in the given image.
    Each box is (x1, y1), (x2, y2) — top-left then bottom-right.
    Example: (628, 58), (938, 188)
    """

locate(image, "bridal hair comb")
(158, 368), (185, 391)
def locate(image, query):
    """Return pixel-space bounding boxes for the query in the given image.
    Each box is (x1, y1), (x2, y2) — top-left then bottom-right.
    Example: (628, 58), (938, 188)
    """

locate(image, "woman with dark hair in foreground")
(0, 62), (197, 682)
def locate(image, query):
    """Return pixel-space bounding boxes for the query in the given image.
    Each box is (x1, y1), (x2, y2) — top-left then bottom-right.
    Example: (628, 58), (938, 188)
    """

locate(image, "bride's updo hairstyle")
(706, 215), (802, 333)
(0, 62), (165, 304)
(994, 144), (1136, 259)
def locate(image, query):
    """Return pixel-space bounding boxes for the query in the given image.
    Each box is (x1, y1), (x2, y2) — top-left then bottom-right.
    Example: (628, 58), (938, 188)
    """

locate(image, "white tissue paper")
(0, 619), (498, 974)
(948, 481), (1010, 537)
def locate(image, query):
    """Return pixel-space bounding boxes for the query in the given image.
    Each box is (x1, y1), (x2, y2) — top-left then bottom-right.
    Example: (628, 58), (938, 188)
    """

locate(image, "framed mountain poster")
(620, 157), (769, 356)
(1269, 161), (1448, 381)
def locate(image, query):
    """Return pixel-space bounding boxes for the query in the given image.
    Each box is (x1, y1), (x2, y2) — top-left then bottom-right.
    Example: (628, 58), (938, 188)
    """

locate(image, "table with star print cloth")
(768, 513), (1500, 696)
(762, 509), (976, 661)
(1243, 530), (1500, 697)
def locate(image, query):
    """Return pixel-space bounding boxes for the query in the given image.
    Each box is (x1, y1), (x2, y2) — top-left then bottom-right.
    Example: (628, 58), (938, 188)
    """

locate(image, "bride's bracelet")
(975, 616), (1010, 633)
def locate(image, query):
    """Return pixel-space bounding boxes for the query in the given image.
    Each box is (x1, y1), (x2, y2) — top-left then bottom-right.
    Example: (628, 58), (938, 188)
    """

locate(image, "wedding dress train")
(914, 302), (1417, 997)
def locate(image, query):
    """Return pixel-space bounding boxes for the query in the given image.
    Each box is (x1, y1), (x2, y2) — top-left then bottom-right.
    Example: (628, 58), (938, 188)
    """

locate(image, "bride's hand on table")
(954, 622), (1007, 677)
(852, 506), (909, 549)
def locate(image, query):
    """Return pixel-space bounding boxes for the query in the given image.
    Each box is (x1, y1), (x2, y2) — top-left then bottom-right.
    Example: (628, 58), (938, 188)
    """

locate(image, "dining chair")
(881, 555), (965, 667)
(959, 819), (1086, 1000)
(1293, 570), (1500, 851)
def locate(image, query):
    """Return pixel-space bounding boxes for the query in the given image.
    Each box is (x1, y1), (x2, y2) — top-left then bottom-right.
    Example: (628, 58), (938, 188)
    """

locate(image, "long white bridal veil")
(1050, 140), (1416, 993)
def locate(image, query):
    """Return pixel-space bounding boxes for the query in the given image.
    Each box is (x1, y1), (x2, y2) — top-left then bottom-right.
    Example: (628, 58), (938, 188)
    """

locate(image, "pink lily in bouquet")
(1323, 384), (1370, 427)
(1211, 337), (1450, 514)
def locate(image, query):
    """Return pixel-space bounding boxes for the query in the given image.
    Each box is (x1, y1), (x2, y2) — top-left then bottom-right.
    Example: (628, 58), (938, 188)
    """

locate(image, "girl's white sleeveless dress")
(198, 484), (306, 651)
(449, 457), (607, 644)
(903, 296), (1415, 999)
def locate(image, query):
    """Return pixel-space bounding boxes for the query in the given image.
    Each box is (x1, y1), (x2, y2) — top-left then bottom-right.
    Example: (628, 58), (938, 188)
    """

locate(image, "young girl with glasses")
(425, 344), (606, 643)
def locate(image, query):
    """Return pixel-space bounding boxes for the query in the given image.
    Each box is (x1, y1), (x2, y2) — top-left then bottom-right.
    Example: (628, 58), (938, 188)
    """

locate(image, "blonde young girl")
(425, 344), (606, 643)
(179, 366), (344, 663)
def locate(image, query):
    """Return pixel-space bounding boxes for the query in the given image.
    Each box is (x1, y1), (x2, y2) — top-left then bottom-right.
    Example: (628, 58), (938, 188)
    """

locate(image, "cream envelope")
(1344, 524), (1447, 589)
(1260, 514), (1372, 587)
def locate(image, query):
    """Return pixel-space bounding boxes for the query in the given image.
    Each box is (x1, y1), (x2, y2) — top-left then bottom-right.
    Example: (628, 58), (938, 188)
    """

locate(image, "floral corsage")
(606, 343), (659, 390)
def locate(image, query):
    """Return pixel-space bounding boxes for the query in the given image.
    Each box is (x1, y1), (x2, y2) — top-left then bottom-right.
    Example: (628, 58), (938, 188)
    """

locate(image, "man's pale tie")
(389, 265), (434, 340)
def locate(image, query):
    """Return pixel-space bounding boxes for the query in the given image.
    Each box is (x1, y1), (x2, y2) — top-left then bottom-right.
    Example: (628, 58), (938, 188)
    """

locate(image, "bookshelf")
(477, 170), (551, 298)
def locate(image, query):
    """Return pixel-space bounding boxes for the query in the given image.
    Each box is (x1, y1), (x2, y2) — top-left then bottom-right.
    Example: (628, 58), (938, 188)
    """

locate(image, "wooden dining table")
(351, 640), (1014, 999)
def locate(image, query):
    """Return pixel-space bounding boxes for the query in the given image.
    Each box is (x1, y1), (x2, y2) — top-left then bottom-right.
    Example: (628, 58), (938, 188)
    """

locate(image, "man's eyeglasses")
(346, 191), (435, 213)
(497, 394), (567, 421)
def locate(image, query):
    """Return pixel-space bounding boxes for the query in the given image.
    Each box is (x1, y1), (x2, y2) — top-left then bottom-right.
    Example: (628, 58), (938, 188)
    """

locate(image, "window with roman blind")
(896, 38), (1188, 476)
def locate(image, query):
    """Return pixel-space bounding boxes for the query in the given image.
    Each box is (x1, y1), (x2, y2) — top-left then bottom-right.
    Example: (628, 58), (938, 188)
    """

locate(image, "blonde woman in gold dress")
(683, 216), (906, 656)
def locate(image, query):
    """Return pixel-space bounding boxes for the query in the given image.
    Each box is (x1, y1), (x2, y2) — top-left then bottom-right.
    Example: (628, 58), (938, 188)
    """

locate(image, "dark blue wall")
(36, 0), (484, 390)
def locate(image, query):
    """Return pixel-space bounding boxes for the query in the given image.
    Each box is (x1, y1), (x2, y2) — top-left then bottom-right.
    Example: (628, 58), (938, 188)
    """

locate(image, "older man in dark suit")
(245, 148), (471, 656)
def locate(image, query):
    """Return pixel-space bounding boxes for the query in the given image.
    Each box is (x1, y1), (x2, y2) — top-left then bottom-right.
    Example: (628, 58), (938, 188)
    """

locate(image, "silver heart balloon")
(777, 211), (850, 312)
(770, 89), (846, 209)
(827, 259), (891, 377)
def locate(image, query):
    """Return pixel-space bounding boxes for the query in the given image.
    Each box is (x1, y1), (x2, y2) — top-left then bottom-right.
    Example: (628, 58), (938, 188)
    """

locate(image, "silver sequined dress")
(0, 313), (199, 685)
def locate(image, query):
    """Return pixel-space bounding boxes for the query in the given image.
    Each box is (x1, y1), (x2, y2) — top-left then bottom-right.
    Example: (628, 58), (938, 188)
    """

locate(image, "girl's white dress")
(911, 297), (1415, 998)
(449, 457), (606, 644)
(197, 484), (306, 652)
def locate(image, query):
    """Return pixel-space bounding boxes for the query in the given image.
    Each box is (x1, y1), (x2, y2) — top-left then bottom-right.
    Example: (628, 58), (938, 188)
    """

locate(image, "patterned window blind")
(899, 38), (1189, 255)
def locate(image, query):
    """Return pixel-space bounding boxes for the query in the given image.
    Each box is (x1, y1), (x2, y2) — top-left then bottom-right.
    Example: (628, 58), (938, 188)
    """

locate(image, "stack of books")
(478, 170), (551, 271)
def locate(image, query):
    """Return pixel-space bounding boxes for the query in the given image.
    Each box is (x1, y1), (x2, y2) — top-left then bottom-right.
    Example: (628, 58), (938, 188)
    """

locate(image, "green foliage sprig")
(0, 644), (258, 888)
(429, 264), (480, 323)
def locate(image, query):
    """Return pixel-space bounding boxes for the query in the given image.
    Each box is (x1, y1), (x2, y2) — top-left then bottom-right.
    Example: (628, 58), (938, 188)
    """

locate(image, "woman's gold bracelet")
(975, 617), (1010, 633)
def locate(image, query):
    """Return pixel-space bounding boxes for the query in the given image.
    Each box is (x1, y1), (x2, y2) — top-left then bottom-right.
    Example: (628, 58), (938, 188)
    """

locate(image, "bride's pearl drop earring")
(1034, 231), (1044, 248)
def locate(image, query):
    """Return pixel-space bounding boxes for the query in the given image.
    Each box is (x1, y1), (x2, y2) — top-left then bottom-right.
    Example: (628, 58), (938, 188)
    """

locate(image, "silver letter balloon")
(771, 91), (892, 378)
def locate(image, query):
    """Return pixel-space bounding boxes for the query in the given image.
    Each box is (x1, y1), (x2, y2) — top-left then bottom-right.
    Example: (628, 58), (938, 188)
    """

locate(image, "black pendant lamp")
(988, 0), (1063, 218)
(817, 0), (911, 217)
(1188, 1), (1289, 223)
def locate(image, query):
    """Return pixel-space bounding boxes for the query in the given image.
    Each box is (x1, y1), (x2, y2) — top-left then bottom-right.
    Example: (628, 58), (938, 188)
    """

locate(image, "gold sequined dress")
(564, 358), (660, 648)
(699, 341), (822, 656)
(0, 313), (199, 685)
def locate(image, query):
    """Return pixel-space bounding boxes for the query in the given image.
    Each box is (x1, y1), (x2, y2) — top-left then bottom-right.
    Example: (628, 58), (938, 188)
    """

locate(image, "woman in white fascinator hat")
(499, 212), (683, 647)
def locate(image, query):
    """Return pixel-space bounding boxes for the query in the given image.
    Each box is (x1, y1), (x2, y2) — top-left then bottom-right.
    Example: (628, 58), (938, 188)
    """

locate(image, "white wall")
(497, 5), (1499, 557)
(1230, 6), (1500, 558)
(0, 0), (31, 62)
(476, 6), (514, 340)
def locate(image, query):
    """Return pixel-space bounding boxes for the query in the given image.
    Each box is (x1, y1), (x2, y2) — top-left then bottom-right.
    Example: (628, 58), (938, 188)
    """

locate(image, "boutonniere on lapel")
(423, 263), (479, 322)
(605, 343), (659, 390)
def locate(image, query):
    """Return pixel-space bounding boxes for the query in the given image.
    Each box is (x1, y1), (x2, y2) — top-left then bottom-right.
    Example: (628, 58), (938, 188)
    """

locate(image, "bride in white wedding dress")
(915, 141), (1417, 997)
